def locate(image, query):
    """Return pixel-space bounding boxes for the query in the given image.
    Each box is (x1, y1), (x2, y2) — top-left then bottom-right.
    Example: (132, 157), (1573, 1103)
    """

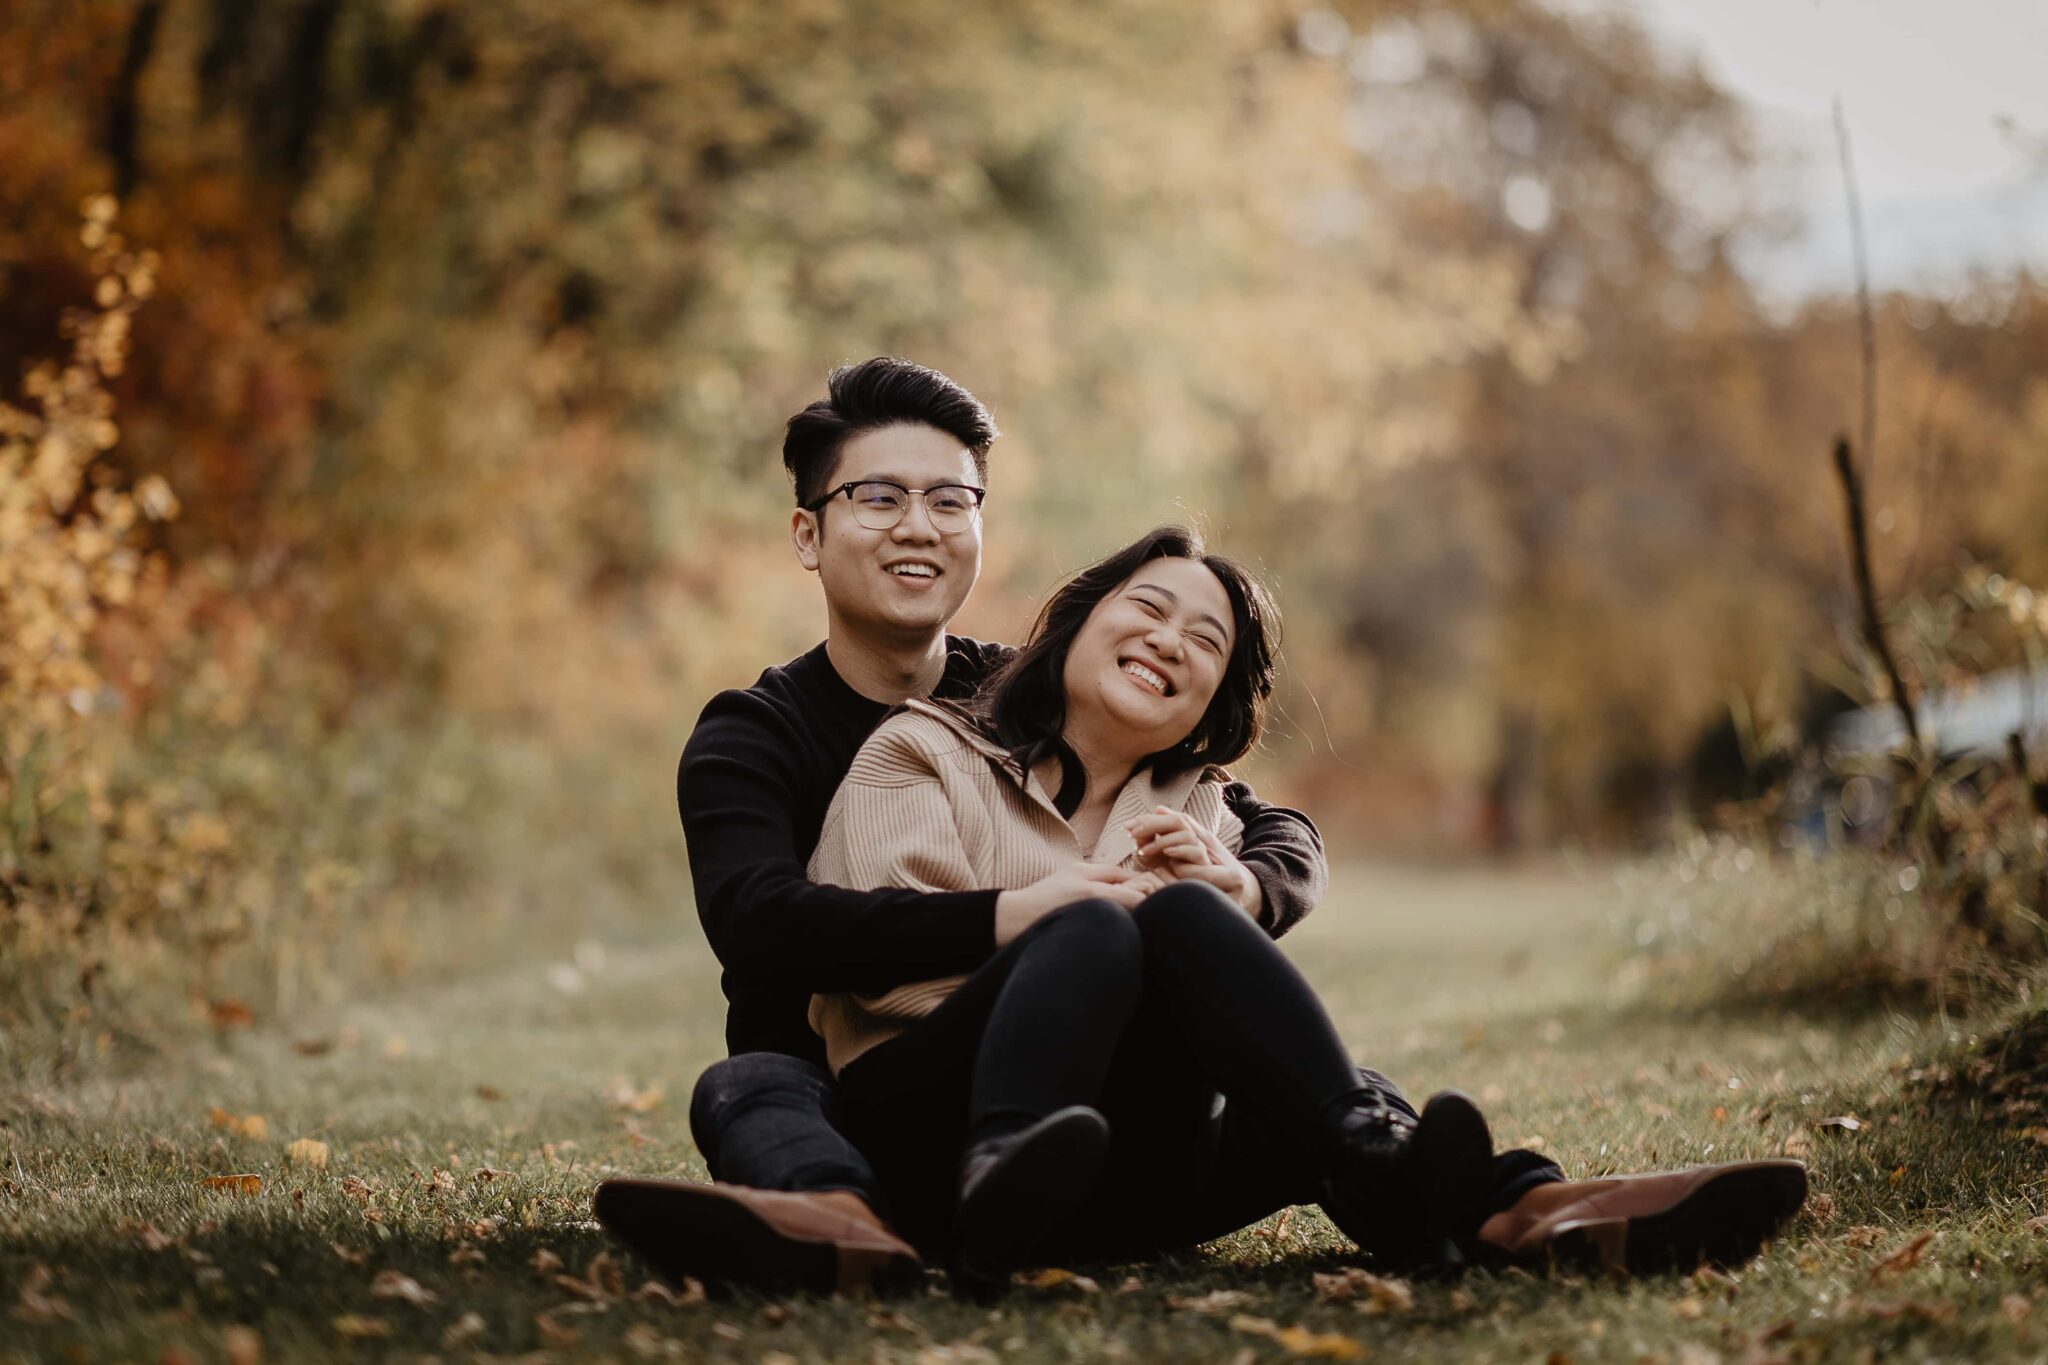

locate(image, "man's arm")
(681, 694), (997, 994)
(1222, 781), (1328, 939)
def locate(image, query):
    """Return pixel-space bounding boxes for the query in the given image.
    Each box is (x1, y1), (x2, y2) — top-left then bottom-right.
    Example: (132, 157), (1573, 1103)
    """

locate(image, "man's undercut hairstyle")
(968, 525), (1280, 817)
(782, 357), (999, 508)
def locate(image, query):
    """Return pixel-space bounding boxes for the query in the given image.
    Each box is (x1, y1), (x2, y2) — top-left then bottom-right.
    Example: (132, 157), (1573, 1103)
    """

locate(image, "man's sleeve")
(680, 693), (997, 994)
(1222, 781), (1328, 939)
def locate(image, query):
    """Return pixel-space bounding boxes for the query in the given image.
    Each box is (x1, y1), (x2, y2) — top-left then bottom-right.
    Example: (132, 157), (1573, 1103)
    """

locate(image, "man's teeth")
(1122, 661), (1168, 695)
(888, 564), (937, 577)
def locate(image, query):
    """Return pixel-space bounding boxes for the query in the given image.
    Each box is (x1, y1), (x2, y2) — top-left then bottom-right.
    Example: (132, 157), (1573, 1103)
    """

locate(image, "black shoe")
(954, 1106), (1110, 1286)
(1321, 1090), (1495, 1271)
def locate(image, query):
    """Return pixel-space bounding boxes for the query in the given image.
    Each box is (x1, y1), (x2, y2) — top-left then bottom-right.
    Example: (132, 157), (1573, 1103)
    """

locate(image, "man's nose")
(892, 494), (941, 542)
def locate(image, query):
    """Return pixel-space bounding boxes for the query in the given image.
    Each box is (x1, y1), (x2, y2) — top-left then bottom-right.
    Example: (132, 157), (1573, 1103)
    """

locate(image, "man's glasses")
(803, 480), (987, 534)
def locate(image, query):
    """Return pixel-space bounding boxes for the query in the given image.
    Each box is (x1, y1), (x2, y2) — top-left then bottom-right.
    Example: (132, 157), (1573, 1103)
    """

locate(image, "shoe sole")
(1547, 1160), (1810, 1276)
(955, 1107), (1111, 1284)
(591, 1179), (922, 1296)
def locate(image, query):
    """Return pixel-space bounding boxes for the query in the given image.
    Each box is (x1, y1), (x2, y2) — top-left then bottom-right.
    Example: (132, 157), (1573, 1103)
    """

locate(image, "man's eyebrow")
(1129, 582), (1230, 641)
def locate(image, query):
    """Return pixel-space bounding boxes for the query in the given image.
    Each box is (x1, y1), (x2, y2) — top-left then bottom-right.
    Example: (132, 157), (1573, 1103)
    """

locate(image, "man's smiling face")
(792, 423), (984, 641)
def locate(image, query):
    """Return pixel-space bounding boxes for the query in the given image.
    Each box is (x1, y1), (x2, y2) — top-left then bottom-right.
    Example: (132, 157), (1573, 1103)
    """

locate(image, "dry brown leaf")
(1448, 1288), (1476, 1313)
(633, 1276), (706, 1306)
(1815, 1115), (1863, 1134)
(2026, 1214), (2048, 1235)
(1168, 1289), (1258, 1314)
(331, 1315), (390, 1339)
(199, 1174), (263, 1197)
(368, 1269), (438, 1307)
(1803, 1192), (1838, 1225)
(2003, 1294), (2033, 1324)
(533, 1311), (579, 1347)
(1016, 1267), (1098, 1292)
(329, 1242), (368, 1265)
(472, 1166), (514, 1183)
(1841, 1225), (1883, 1248)
(291, 1037), (334, 1056)
(1868, 1232), (1936, 1280)
(13, 1267), (72, 1324)
(1670, 1295), (1706, 1319)
(448, 1245), (486, 1268)
(913, 1345), (1000, 1365)
(1855, 1298), (1955, 1323)
(209, 1000), (254, 1030)
(711, 1320), (744, 1340)
(555, 1273), (605, 1302)
(442, 1312), (485, 1347)
(130, 1222), (175, 1253)
(1228, 1314), (1367, 1359)
(588, 1251), (625, 1299)
(223, 1324), (260, 1365)
(610, 1080), (667, 1114)
(1692, 1265), (1740, 1298)
(1312, 1267), (1413, 1314)
(760, 1303), (792, 1325)
(338, 1175), (372, 1200)
(1118, 1276), (1144, 1294)
(285, 1138), (329, 1169)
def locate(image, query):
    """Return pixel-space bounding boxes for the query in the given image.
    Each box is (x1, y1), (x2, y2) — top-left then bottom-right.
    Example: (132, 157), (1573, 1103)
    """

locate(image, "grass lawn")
(5, 860), (2046, 1362)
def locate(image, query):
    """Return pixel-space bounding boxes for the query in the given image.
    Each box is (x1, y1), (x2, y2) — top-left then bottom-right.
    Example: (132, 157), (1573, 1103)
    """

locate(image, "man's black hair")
(782, 357), (998, 508)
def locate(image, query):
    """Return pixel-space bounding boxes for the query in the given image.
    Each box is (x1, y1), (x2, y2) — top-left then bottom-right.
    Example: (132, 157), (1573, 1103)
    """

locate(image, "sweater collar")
(894, 699), (1214, 862)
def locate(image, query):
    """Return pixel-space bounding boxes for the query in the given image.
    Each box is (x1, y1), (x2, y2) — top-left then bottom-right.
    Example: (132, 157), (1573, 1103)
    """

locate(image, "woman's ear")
(791, 506), (822, 572)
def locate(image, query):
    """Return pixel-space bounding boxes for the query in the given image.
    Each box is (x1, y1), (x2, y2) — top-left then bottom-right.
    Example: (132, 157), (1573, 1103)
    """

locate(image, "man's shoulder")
(939, 634), (1015, 697)
(683, 647), (830, 758)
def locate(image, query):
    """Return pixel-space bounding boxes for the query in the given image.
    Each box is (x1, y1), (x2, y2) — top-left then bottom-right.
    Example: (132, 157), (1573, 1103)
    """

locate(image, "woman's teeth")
(1122, 660), (1168, 695)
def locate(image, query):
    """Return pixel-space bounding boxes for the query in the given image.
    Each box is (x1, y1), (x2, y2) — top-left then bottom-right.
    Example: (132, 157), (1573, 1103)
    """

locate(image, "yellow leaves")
(286, 1138), (330, 1169)
(1229, 1314), (1368, 1358)
(609, 1079), (667, 1114)
(208, 1107), (268, 1140)
(199, 1174), (263, 1196)
(207, 1000), (254, 1031)
(1167, 1288), (1259, 1314)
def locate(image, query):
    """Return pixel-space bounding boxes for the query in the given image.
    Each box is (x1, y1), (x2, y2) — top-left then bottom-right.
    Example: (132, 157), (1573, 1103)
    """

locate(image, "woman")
(807, 526), (1497, 1282)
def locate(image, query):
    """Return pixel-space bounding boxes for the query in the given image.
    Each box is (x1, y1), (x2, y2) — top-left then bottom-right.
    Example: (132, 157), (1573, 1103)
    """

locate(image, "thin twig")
(1833, 437), (1919, 751)
(1835, 98), (1878, 472)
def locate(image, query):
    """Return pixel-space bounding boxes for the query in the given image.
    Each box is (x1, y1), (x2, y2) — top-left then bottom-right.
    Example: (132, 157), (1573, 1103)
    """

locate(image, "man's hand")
(994, 864), (1148, 946)
(1127, 806), (1263, 922)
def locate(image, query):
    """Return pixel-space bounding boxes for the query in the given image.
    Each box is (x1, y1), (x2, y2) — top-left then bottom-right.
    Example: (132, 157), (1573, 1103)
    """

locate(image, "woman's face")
(1061, 556), (1238, 759)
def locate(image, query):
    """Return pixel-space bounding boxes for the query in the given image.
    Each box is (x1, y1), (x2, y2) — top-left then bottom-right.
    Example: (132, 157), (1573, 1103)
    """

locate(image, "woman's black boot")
(1321, 1090), (1495, 1272)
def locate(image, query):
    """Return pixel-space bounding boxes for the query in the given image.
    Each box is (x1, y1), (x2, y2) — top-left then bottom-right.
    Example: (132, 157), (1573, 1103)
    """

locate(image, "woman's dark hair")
(782, 357), (999, 507)
(973, 525), (1279, 816)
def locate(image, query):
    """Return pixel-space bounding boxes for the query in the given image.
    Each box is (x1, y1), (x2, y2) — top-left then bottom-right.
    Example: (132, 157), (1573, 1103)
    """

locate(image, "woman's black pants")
(832, 880), (1562, 1257)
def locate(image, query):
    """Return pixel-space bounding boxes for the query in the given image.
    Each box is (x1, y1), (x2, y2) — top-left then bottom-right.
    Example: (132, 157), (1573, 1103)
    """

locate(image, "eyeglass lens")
(847, 482), (979, 532)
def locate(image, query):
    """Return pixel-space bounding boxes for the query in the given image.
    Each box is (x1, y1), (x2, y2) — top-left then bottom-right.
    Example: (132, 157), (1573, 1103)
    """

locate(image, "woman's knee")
(1020, 896), (1144, 975)
(1130, 879), (1246, 940)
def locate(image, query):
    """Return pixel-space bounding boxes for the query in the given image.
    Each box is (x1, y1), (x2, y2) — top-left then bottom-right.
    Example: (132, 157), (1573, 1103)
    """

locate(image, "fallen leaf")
(1841, 1225), (1883, 1249)
(623, 1323), (675, 1358)
(1868, 1232), (1935, 1280)
(555, 1273), (606, 1302)
(1228, 1315), (1367, 1359)
(442, 1312), (486, 1346)
(610, 1080), (667, 1114)
(913, 1345), (999, 1365)
(369, 1269), (438, 1307)
(2004, 1294), (2033, 1325)
(2027, 1214), (2048, 1235)
(1016, 1267), (1098, 1292)
(1670, 1295), (1706, 1319)
(12, 1266), (71, 1323)
(331, 1315), (390, 1339)
(223, 1324), (261, 1365)
(339, 1176), (371, 1200)
(130, 1222), (175, 1253)
(633, 1276), (706, 1306)
(1118, 1276), (1144, 1294)
(448, 1245), (486, 1268)
(1693, 1266), (1740, 1298)
(1803, 1192), (1838, 1225)
(1448, 1288), (1476, 1312)
(285, 1138), (329, 1169)
(532, 1248), (564, 1277)
(712, 1320), (744, 1340)
(1169, 1289), (1258, 1314)
(291, 1037), (334, 1056)
(329, 1242), (367, 1265)
(533, 1311), (579, 1347)
(473, 1166), (514, 1183)
(1815, 1115), (1863, 1134)
(1312, 1268), (1413, 1314)
(588, 1251), (625, 1299)
(383, 1035), (409, 1059)
(209, 1000), (254, 1030)
(199, 1174), (263, 1197)
(475, 1084), (504, 1101)
(760, 1303), (792, 1325)
(1855, 1298), (1955, 1323)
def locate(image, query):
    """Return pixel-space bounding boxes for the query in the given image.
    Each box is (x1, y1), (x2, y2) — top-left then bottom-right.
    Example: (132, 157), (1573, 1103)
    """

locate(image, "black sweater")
(679, 637), (1328, 1061)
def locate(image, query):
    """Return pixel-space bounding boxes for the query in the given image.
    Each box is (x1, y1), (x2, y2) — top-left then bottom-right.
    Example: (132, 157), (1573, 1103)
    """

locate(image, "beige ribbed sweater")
(807, 699), (1244, 1074)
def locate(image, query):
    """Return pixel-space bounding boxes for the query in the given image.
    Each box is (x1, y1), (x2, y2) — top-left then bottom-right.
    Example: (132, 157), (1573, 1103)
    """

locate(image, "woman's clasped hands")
(1127, 805), (1262, 921)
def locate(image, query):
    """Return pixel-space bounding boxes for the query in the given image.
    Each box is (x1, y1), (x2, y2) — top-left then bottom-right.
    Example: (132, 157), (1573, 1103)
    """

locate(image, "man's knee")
(689, 1052), (835, 1149)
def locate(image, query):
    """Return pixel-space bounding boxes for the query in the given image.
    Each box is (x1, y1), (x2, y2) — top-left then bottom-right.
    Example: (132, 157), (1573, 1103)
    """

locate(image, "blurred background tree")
(4, 0), (2046, 1044)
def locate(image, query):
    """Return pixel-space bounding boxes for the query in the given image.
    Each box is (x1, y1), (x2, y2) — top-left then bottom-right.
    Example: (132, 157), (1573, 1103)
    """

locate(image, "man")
(594, 357), (1806, 1293)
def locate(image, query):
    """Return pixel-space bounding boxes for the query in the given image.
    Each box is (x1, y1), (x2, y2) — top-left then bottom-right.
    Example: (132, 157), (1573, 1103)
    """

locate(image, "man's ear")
(790, 506), (822, 572)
